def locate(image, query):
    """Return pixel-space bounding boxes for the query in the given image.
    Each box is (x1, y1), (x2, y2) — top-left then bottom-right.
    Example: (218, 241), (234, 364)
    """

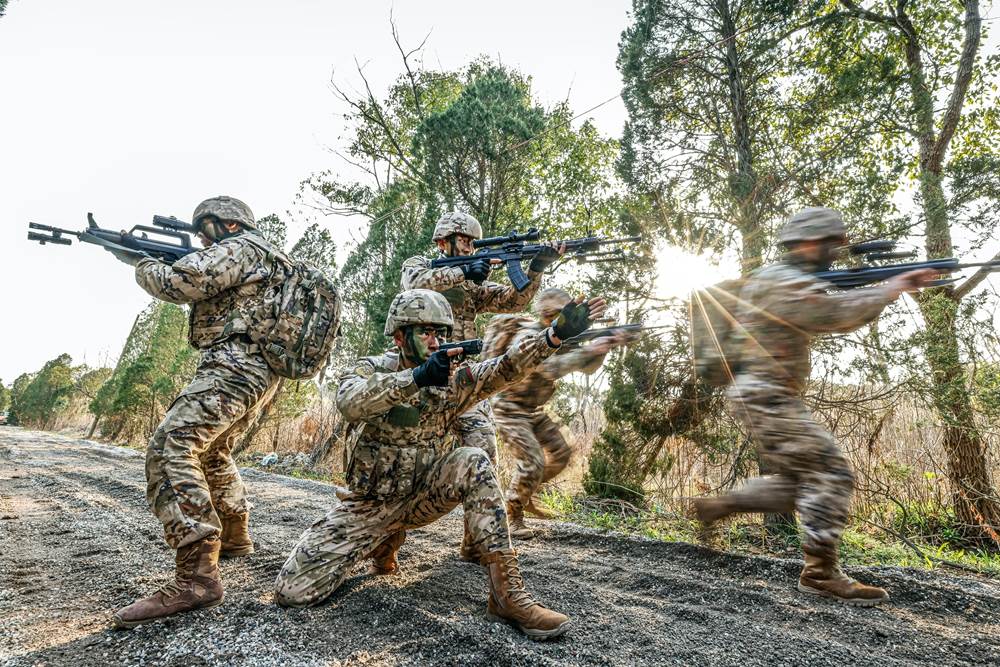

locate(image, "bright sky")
(0, 0), (634, 381)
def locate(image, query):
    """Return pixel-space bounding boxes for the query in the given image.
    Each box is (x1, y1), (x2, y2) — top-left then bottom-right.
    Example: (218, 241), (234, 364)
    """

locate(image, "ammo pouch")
(346, 441), (435, 500)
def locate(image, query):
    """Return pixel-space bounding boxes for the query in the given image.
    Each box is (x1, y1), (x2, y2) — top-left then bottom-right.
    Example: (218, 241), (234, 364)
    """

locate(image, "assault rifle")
(817, 239), (1000, 289)
(27, 213), (197, 265)
(439, 339), (483, 357)
(561, 323), (669, 348)
(430, 227), (643, 291)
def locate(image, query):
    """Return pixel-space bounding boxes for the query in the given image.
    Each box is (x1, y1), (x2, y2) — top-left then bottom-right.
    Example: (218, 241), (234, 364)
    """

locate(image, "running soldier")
(485, 288), (633, 540)
(274, 289), (605, 639)
(693, 207), (937, 606)
(400, 211), (563, 462)
(113, 197), (286, 628)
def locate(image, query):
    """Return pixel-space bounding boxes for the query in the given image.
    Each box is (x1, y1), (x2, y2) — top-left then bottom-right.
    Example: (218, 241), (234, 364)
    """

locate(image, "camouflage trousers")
(146, 338), (279, 549)
(494, 401), (572, 515)
(456, 399), (497, 463)
(274, 446), (511, 607)
(726, 375), (854, 555)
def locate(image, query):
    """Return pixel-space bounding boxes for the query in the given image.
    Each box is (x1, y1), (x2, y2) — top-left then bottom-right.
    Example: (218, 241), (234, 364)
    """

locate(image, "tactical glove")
(551, 301), (594, 341)
(411, 350), (452, 388)
(528, 245), (561, 273)
(461, 259), (492, 284)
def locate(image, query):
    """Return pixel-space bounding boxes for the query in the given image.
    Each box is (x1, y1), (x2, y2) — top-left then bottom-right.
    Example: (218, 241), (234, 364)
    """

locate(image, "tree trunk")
(918, 288), (1000, 543)
(233, 379), (285, 459)
(86, 416), (100, 439)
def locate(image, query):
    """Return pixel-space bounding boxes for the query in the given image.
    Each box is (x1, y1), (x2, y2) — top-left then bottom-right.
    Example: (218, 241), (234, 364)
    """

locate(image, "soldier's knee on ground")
(274, 570), (324, 608)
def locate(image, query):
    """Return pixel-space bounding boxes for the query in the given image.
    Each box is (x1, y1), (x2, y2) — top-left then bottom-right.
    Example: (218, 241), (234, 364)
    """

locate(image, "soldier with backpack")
(690, 207), (936, 606)
(112, 196), (340, 628)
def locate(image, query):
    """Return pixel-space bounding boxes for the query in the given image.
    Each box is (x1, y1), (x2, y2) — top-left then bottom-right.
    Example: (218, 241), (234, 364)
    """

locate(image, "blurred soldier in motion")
(274, 289), (605, 640)
(484, 288), (634, 541)
(693, 207), (937, 606)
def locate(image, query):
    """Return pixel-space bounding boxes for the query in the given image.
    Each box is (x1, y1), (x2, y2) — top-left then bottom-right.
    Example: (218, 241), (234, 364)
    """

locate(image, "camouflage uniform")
(274, 329), (557, 607)
(487, 317), (608, 517)
(728, 257), (896, 556)
(400, 253), (544, 462)
(135, 231), (284, 549)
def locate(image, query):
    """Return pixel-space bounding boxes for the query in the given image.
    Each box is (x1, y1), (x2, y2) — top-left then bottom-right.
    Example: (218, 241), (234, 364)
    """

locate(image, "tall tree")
(822, 0), (1000, 541)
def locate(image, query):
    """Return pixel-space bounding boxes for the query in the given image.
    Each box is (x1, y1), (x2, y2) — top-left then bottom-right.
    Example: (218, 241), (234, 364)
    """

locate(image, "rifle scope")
(474, 228), (540, 248)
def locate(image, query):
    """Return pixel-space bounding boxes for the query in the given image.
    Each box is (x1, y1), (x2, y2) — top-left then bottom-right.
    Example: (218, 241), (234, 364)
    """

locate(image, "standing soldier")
(274, 289), (605, 640)
(693, 207), (937, 606)
(112, 197), (285, 628)
(485, 288), (633, 540)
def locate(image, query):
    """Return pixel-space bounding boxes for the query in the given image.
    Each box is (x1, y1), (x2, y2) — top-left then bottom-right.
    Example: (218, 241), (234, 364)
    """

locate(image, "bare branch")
(954, 248), (1000, 300)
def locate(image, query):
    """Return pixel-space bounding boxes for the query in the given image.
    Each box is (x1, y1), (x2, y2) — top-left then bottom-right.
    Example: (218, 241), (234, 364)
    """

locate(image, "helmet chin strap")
(448, 235), (458, 257)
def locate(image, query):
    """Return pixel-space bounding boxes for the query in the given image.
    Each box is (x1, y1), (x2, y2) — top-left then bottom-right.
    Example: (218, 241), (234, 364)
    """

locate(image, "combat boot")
(797, 550), (888, 607)
(524, 495), (555, 519)
(482, 549), (570, 640)
(459, 535), (484, 563)
(220, 513), (254, 558)
(112, 537), (224, 629)
(368, 531), (405, 575)
(507, 502), (535, 540)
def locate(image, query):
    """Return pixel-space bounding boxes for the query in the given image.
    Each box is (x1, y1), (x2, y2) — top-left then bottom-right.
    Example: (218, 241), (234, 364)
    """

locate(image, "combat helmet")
(192, 196), (257, 231)
(432, 211), (483, 241)
(778, 207), (846, 245)
(533, 287), (572, 318)
(384, 289), (455, 336)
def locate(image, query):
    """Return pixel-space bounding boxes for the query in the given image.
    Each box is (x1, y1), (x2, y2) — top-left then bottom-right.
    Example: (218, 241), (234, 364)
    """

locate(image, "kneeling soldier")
(274, 288), (604, 640)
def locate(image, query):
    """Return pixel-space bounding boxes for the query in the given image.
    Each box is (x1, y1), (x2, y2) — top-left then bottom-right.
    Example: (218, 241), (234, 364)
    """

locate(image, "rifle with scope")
(431, 227), (643, 291)
(817, 239), (1000, 289)
(27, 213), (197, 264)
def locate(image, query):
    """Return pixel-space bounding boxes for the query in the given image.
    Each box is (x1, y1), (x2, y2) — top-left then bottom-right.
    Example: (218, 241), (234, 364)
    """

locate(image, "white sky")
(0, 0), (633, 381)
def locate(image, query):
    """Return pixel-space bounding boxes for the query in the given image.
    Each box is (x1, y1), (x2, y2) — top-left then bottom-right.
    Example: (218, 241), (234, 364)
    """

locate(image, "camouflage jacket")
(735, 258), (895, 393)
(135, 232), (285, 350)
(400, 254), (543, 340)
(486, 318), (607, 411)
(337, 328), (556, 496)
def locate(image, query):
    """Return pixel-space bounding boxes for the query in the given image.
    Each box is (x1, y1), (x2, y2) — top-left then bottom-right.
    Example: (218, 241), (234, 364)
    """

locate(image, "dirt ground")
(1, 428), (999, 667)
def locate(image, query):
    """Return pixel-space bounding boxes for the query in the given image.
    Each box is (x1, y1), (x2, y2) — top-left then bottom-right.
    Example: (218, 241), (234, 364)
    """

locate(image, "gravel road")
(2, 427), (999, 667)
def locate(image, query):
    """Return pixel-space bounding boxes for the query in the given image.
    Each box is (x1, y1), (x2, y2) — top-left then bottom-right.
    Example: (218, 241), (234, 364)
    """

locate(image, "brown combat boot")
(524, 495), (555, 520)
(483, 549), (570, 640)
(112, 537), (224, 629)
(368, 531), (406, 575)
(797, 550), (888, 607)
(220, 513), (254, 558)
(507, 502), (535, 540)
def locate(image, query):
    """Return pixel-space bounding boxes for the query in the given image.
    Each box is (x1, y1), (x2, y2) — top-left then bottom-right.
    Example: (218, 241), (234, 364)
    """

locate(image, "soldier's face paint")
(401, 325), (444, 365)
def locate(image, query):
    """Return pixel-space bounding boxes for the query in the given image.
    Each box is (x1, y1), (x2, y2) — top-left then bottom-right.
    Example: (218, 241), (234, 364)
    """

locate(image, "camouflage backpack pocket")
(348, 443), (429, 500)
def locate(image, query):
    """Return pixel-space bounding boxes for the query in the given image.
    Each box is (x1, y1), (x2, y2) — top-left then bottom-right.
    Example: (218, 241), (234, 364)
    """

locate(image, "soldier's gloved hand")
(411, 350), (453, 387)
(528, 241), (566, 273)
(551, 296), (606, 341)
(461, 259), (492, 284)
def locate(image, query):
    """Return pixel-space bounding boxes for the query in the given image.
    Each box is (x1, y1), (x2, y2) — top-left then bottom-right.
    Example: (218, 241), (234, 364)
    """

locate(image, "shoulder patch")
(457, 366), (475, 388)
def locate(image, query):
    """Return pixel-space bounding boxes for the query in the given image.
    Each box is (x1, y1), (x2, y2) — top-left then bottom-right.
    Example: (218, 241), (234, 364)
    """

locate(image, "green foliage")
(8, 354), (76, 428)
(290, 223), (337, 278)
(255, 213), (288, 250)
(94, 301), (197, 443)
(0, 379), (9, 414)
(308, 47), (636, 359)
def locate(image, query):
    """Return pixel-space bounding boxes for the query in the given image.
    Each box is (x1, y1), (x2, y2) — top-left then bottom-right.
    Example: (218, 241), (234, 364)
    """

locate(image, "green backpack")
(243, 237), (343, 380)
(688, 279), (745, 386)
